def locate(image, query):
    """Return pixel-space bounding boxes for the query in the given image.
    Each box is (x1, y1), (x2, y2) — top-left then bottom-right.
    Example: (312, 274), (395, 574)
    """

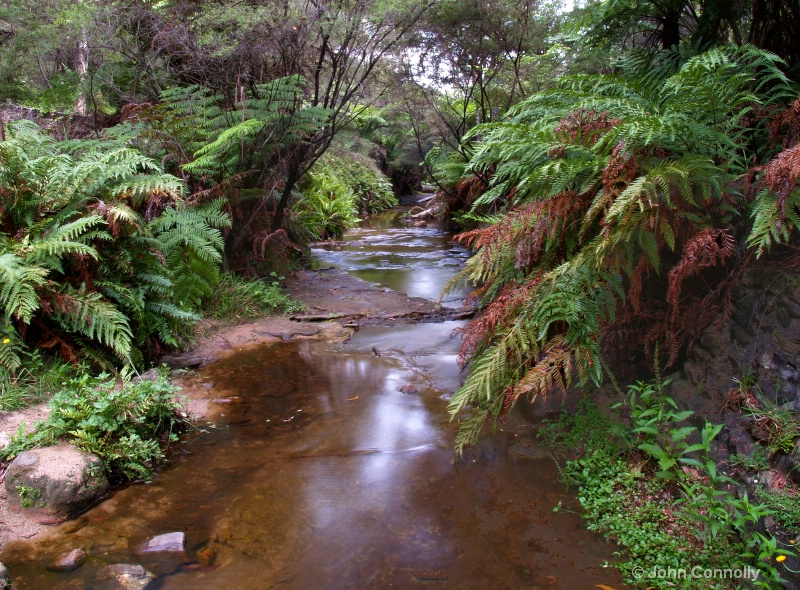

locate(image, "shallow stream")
(0, 206), (622, 589)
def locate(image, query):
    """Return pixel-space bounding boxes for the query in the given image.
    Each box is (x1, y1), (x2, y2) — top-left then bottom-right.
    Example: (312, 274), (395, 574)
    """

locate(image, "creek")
(0, 205), (622, 589)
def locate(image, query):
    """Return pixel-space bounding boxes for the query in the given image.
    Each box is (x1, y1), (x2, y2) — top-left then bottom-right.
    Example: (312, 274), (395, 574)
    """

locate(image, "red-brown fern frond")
(628, 255), (651, 314)
(502, 335), (571, 410)
(602, 142), (639, 198)
(455, 276), (542, 365)
(554, 109), (622, 146)
(456, 191), (590, 274)
(767, 98), (800, 150)
(762, 144), (800, 229)
(667, 228), (734, 308)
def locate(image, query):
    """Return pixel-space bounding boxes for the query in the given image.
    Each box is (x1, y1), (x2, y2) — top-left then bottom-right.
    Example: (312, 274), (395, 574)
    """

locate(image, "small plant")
(757, 485), (800, 533)
(744, 397), (800, 456)
(538, 396), (629, 456)
(617, 379), (699, 479)
(728, 445), (771, 473)
(15, 484), (43, 509)
(1, 373), (185, 481)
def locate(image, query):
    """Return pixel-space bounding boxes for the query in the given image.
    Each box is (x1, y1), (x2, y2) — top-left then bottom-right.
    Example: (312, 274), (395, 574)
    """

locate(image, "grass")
(204, 272), (303, 321)
(0, 355), (81, 412)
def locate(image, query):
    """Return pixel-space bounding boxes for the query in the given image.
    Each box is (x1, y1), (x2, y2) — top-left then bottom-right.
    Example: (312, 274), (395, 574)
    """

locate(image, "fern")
(0, 121), (227, 371)
(449, 45), (796, 453)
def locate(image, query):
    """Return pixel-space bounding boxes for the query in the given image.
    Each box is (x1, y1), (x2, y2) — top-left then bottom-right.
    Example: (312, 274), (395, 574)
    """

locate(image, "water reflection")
(311, 214), (472, 307)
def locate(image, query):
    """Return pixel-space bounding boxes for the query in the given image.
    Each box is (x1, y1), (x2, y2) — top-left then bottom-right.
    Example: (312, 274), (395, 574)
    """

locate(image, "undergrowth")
(204, 272), (303, 321)
(541, 381), (793, 589)
(0, 354), (80, 411)
(1, 372), (185, 481)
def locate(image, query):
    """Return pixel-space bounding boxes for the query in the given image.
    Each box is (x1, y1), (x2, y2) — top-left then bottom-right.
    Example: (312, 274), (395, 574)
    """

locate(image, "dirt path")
(0, 267), (473, 551)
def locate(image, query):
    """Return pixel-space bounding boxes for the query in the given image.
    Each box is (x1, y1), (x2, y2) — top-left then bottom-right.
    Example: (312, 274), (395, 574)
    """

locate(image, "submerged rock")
(137, 532), (186, 554)
(398, 384), (419, 394)
(47, 548), (88, 573)
(4, 444), (109, 524)
(97, 564), (155, 590)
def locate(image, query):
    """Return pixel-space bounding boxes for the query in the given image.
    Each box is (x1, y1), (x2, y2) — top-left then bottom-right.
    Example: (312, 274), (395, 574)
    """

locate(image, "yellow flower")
(777, 555), (787, 563)
(2, 338), (9, 344)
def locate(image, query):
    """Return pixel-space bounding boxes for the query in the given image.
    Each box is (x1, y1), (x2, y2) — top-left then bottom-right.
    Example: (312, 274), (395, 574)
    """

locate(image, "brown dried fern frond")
(667, 228), (734, 308)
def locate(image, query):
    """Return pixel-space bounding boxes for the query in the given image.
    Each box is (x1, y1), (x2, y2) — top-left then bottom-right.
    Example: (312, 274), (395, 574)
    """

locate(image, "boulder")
(47, 548), (87, 573)
(136, 532), (186, 554)
(97, 564), (155, 590)
(4, 444), (109, 524)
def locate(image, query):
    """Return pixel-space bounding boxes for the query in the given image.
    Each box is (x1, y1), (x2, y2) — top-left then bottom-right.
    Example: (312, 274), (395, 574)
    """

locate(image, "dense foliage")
(448, 45), (800, 451)
(1, 373), (183, 480)
(0, 121), (228, 381)
(540, 382), (796, 588)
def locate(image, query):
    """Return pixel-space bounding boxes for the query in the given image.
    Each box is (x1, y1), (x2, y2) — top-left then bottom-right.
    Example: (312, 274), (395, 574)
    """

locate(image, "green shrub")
(294, 152), (396, 240)
(1, 373), (184, 481)
(0, 121), (230, 373)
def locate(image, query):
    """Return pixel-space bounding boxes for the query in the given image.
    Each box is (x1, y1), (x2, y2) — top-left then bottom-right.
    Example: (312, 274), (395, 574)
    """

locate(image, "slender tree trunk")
(272, 159), (302, 232)
(73, 28), (89, 115)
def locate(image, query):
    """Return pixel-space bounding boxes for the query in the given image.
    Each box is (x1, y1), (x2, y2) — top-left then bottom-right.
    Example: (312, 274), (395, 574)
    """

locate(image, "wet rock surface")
(4, 444), (109, 524)
(97, 564), (155, 590)
(286, 268), (454, 324)
(46, 548), (87, 573)
(136, 532), (186, 554)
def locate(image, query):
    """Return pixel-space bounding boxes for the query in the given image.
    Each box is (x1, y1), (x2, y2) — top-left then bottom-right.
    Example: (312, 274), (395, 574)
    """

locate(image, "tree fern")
(1, 121), (228, 372)
(450, 45), (796, 452)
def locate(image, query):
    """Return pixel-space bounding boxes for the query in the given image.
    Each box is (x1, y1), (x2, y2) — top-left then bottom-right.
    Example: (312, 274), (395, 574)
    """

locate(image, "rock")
(159, 355), (203, 369)
(134, 368), (160, 382)
(398, 384), (419, 394)
(97, 564), (155, 590)
(509, 441), (550, 460)
(47, 548), (87, 573)
(137, 532), (186, 554)
(777, 447), (800, 485)
(0, 432), (10, 450)
(202, 382), (215, 389)
(4, 444), (109, 524)
(196, 545), (216, 567)
(0, 563), (10, 590)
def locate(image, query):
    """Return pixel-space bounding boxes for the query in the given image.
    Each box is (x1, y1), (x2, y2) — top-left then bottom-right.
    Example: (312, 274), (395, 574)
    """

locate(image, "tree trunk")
(73, 29), (89, 116)
(749, 0), (800, 72)
(271, 159), (302, 232)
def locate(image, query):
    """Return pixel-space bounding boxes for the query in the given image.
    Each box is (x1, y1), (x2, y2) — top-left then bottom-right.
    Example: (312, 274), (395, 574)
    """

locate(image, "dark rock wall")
(665, 266), (800, 419)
